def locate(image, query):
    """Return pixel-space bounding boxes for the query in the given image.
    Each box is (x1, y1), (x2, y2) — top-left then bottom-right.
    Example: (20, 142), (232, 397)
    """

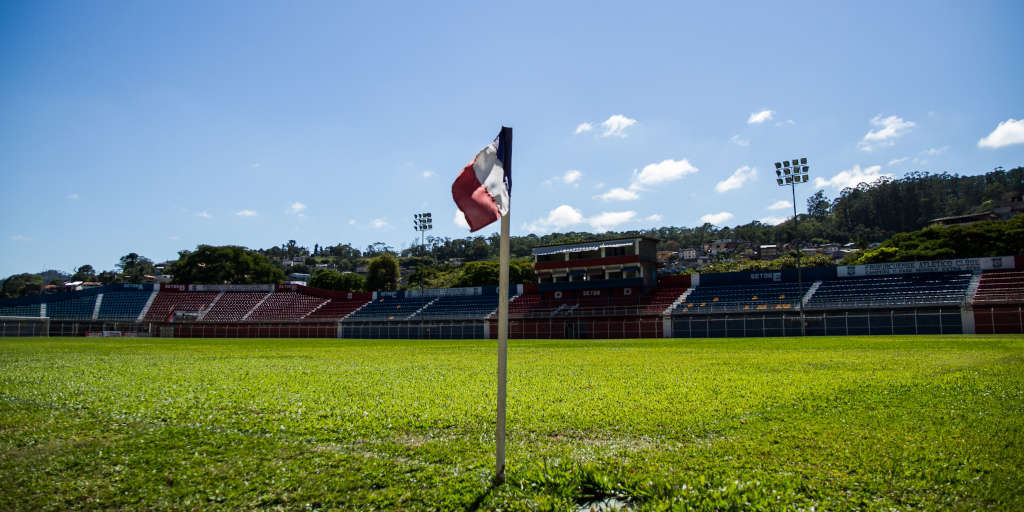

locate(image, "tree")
(365, 242), (394, 257)
(1, 273), (42, 298)
(286, 264), (311, 276)
(806, 190), (831, 219)
(453, 258), (536, 287)
(118, 253), (156, 283)
(309, 269), (365, 291)
(71, 264), (96, 282)
(98, 270), (121, 285)
(849, 214), (1024, 264)
(170, 245), (286, 284)
(364, 253), (400, 291)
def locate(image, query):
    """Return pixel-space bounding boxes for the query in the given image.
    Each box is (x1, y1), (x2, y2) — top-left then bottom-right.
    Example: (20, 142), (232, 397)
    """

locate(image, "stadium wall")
(973, 306), (1024, 334)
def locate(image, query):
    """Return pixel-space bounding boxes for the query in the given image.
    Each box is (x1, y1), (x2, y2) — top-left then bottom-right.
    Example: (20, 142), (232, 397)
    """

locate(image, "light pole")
(413, 212), (432, 253)
(774, 158), (810, 336)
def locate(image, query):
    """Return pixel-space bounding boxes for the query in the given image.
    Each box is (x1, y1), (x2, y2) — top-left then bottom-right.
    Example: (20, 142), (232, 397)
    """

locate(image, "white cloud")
(370, 218), (390, 229)
(250, 163), (262, 168)
(759, 216), (788, 226)
(546, 205), (585, 227)
(288, 202), (307, 214)
(747, 109), (774, 124)
(422, 170), (436, 178)
(699, 211), (734, 225)
(922, 146), (948, 156)
(589, 211), (637, 231)
(767, 200), (792, 211)
(814, 164), (892, 191)
(196, 211), (213, 219)
(545, 169), (584, 188)
(600, 114), (637, 138)
(236, 209), (258, 217)
(714, 166), (757, 193)
(525, 204), (585, 232)
(348, 219), (356, 225)
(858, 114), (915, 151)
(10, 234), (30, 241)
(67, 193), (79, 200)
(631, 158), (699, 188)
(775, 119), (795, 126)
(888, 157), (909, 166)
(646, 214), (663, 222)
(454, 209), (470, 229)
(730, 134), (750, 147)
(574, 122), (593, 134)
(596, 187), (640, 201)
(978, 118), (1024, 149)
(563, 169), (582, 185)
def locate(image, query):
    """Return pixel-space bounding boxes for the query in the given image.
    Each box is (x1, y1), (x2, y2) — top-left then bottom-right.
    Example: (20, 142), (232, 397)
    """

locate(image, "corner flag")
(452, 126), (513, 484)
(452, 127), (512, 232)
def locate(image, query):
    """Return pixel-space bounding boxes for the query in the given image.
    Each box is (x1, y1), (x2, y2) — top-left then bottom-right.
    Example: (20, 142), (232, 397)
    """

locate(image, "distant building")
(759, 244), (778, 259)
(533, 236), (659, 289)
(931, 195), (1024, 226)
(705, 239), (752, 256)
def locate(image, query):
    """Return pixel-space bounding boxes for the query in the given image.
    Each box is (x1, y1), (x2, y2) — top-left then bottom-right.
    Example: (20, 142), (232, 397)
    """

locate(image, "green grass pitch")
(1, 335), (1022, 511)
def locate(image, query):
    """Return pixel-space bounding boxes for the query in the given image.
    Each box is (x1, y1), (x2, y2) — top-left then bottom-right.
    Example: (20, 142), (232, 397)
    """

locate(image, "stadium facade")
(2, 237), (1022, 338)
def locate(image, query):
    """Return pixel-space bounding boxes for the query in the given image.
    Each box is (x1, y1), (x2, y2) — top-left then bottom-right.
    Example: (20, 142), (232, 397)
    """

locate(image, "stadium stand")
(97, 290), (152, 321)
(805, 271), (972, 309)
(202, 292), (268, 322)
(972, 270), (1024, 305)
(412, 295), (493, 319)
(3, 253), (1019, 339)
(304, 297), (371, 320)
(246, 291), (328, 322)
(413, 290), (519, 320)
(144, 290), (219, 321)
(673, 281), (810, 314)
(972, 269), (1024, 334)
(345, 295), (436, 321)
(0, 303), (41, 317)
(46, 295), (98, 319)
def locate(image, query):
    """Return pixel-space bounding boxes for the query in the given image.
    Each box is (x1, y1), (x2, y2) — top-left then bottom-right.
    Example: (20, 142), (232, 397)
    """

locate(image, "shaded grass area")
(1, 336), (1022, 510)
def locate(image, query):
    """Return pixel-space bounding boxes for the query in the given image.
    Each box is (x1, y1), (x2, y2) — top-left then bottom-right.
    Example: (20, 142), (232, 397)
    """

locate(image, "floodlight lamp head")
(800, 157), (807, 165)
(775, 162), (782, 169)
(776, 178), (784, 185)
(784, 168), (791, 175)
(802, 175), (809, 183)
(783, 160), (790, 167)
(792, 157), (799, 165)
(802, 165), (809, 173)
(776, 170), (782, 177)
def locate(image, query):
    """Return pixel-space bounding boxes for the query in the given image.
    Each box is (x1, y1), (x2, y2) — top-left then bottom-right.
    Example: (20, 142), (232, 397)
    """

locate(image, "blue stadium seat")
(345, 296), (436, 321)
(46, 295), (98, 319)
(805, 272), (972, 309)
(673, 281), (811, 314)
(0, 304), (41, 317)
(97, 291), (152, 321)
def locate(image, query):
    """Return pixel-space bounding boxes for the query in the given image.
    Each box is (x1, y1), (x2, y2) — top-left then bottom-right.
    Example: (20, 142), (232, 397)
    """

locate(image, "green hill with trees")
(2, 167), (1021, 296)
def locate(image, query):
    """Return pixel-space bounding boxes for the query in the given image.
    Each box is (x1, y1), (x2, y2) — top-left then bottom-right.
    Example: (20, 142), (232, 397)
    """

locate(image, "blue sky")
(2, 1), (1023, 277)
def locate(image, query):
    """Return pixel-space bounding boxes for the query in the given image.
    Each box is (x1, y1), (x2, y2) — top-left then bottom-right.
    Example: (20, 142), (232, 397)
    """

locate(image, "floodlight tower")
(413, 212), (432, 251)
(774, 157), (810, 336)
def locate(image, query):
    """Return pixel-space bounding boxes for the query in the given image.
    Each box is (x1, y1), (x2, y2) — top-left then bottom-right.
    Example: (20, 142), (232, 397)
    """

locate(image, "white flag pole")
(495, 209), (510, 484)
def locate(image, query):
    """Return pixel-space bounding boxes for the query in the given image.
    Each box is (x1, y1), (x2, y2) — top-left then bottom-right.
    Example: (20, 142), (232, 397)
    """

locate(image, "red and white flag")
(452, 127), (512, 232)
